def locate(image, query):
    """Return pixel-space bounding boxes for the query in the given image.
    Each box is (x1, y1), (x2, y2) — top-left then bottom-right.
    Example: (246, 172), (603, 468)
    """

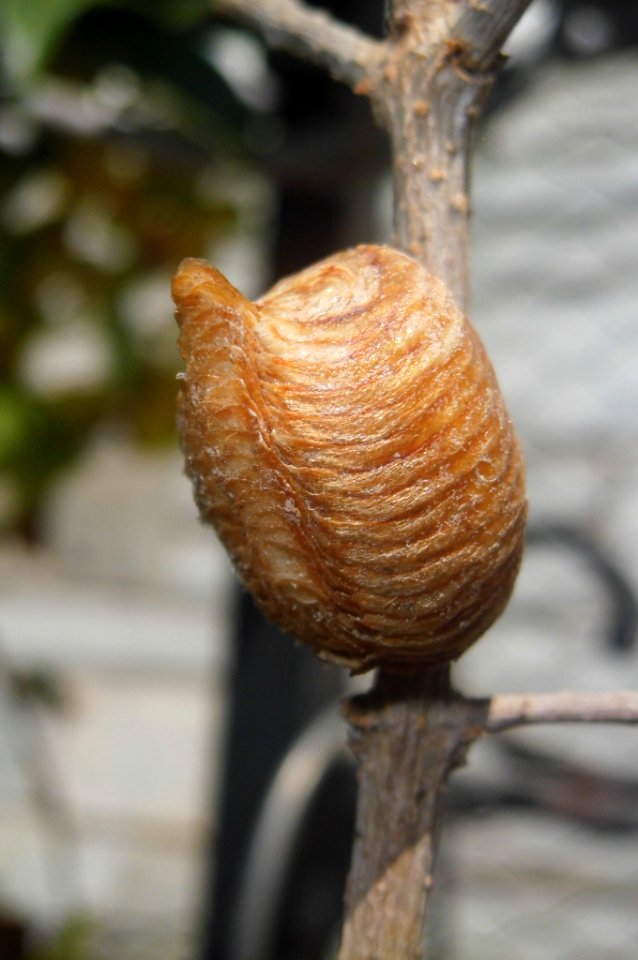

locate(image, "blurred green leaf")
(2, 0), (212, 86)
(144, 0), (211, 28)
(2, 0), (100, 84)
(29, 915), (96, 960)
(0, 386), (38, 467)
(8, 667), (69, 712)
(0, 0), (259, 538)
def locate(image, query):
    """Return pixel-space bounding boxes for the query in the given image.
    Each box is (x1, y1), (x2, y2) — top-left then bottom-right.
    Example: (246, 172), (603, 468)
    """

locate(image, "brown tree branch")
(338, 669), (487, 960)
(486, 690), (638, 733)
(214, 0), (536, 310)
(452, 0), (536, 71)
(337, 683), (638, 959)
(209, 3), (637, 959)
(374, 0), (533, 310)
(213, 0), (384, 87)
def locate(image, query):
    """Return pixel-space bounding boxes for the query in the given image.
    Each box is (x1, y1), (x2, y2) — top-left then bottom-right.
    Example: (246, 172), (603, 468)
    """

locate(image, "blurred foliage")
(29, 915), (96, 960)
(1, 0), (211, 87)
(0, 1), (264, 538)
(6, 664), (69, 713)
(0, 908), (96, 960)
(3, 0), (101, 85)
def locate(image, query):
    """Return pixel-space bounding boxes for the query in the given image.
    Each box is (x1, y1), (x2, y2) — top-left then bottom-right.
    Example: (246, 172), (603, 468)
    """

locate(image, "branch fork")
(210, 2), (638, 958)
(216, 0), (533, 308)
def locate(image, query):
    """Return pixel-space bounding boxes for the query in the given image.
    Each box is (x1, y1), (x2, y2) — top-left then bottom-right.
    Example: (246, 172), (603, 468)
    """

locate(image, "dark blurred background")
(1, 1), (638, 958)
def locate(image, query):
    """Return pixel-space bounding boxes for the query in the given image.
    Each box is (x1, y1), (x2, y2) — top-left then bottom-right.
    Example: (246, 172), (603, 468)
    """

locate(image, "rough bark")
(210, 3), (638, 958)
(338, 669), (487, 960)
(334, 4), (528, 956)
(217, 0), (533, 310)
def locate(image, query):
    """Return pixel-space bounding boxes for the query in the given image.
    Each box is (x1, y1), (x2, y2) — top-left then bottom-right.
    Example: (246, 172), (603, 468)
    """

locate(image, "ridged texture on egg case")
(173, 244), (526, 672)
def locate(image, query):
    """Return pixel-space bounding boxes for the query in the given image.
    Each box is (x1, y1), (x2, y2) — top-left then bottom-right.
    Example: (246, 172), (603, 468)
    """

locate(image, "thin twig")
(213, 0), (384, 87)
(213, 0), (535, 310)
(486, 690), (638, 733)
(452, 0), (535, 71)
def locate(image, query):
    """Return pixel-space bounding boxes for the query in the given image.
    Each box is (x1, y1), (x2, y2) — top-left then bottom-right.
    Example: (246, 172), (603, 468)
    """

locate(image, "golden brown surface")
(173, 244), (526, 672)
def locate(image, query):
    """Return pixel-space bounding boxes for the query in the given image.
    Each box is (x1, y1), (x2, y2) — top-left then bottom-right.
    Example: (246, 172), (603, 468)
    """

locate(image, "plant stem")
(374, 0), (532, 309)
(210, 4), (638, 959)
(487, 690), (638, 732)
(337, 679), (638, 960)
(336, 3), (529, 957)
(338, 668), (487, 960)
(214, 0), (384, 87)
